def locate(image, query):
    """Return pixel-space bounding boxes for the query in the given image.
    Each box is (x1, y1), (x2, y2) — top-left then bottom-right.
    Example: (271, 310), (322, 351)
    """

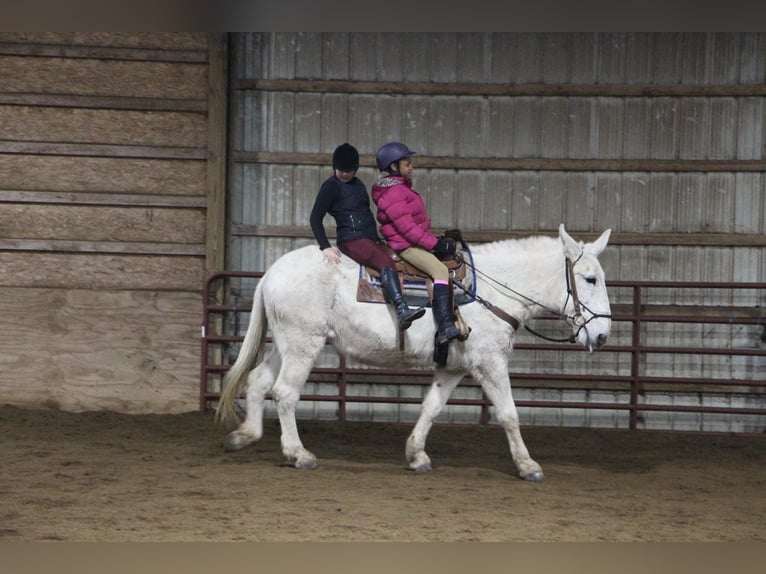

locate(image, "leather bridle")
(456, 253), (612, 344)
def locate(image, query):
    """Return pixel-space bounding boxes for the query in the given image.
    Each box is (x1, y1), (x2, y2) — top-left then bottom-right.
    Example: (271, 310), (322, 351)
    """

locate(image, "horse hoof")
(521, 471), (544, 482)
(294, 459), (318, 470)
(412, 464), (432, 473)
(223, 432), (253, 452)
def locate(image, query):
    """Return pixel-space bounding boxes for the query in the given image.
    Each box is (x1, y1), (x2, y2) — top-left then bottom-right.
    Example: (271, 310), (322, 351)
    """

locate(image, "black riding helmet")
(332, 143), (360, 172)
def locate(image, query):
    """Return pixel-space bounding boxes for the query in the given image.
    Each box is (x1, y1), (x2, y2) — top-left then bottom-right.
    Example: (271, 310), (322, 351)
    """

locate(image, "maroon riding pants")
(338, 237), (397, 272)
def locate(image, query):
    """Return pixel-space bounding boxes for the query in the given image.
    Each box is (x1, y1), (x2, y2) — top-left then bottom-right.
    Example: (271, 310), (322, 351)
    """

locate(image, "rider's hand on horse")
(322, 247), (342, 264)
(433, 236), (457, 260)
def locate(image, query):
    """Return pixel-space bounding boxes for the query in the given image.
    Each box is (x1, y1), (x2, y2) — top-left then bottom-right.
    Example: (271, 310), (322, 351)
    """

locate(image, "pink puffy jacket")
(371, 176), (439, 252)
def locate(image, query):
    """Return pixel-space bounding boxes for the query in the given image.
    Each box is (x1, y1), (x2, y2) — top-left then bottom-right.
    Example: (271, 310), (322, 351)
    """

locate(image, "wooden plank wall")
(0, 33), (224, 413)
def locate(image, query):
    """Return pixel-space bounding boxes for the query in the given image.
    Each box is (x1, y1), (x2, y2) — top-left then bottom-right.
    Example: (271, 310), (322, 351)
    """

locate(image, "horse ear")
(558, 224), (582, 259)
(585, 228), (611, 257)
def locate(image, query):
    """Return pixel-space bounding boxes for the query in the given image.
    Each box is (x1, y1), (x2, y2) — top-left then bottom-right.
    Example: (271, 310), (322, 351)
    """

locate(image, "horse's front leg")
(473, 360), (544, 481)
(406, 371), (465, 472)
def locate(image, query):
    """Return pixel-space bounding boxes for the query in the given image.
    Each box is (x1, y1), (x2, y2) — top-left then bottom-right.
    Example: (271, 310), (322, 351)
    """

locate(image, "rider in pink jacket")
(371, 142), (462, 345)
(372, 174), (438, 253)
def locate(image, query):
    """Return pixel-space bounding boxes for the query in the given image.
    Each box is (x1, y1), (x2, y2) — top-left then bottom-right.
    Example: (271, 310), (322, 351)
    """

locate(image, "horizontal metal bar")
(201, 390), (764, 418)
(203, 333), (766, 358)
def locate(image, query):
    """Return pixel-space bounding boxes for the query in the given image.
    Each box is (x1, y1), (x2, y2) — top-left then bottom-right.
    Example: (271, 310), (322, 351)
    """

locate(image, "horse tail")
(215, 278), (268, 427)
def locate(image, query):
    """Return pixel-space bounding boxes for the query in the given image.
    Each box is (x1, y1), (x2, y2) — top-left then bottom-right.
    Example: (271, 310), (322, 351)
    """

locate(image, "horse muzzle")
(576, 318), (610, 353)
(593, 332), (608, 351)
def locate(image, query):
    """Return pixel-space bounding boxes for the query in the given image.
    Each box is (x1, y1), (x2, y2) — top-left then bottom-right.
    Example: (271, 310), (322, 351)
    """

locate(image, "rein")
(523, 257), (582, 343)
(452, 278), (520, 331)
(454, 252), (611, 344)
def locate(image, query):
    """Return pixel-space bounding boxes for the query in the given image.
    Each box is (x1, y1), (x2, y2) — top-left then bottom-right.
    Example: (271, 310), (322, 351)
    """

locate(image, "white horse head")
(217, 225), (613, 481)
(558, 223), (612, 352)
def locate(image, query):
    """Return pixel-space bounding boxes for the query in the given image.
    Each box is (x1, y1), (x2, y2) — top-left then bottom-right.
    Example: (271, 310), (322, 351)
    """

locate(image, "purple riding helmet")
(375, 141), (416, 173)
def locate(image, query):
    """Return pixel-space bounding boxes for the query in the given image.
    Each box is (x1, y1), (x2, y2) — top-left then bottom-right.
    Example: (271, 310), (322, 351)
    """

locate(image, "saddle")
(356, 244), (474, 308)
(356, 243), (475, 365)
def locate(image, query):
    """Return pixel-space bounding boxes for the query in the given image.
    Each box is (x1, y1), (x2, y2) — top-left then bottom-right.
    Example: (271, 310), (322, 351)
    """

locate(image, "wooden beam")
(0, 93), (207, 112)
(0, 41), (208, 63)
(205, 33), (228, 274)
(0, 238), (206, 256)
(0, 141), (207, 160)
(233, 150), (766, 173)
(0, 190), (207, 208)
(237, 78), (766, 98)
(230, 224), (766, 247)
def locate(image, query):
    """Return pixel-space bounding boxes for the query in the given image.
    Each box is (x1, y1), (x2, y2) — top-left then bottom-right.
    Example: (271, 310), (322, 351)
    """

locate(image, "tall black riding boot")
(432, 283), (462, 344)
(379, 267), (426, 331)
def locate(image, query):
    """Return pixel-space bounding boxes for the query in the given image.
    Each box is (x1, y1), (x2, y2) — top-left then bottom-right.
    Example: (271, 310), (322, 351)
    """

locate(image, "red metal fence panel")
(200, 272), (765, 434)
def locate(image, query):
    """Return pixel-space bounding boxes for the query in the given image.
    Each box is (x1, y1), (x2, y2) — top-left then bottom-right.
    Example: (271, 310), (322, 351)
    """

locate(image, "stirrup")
(436, 323), (461, 345)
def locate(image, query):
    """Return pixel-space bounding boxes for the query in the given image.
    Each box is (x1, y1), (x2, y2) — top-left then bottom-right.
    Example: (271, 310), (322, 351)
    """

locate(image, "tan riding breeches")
(397, 247), (450, 283)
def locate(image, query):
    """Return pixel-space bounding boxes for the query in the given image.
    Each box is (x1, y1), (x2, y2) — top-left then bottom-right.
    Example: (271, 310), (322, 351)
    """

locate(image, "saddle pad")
(356, 247), (476, 308)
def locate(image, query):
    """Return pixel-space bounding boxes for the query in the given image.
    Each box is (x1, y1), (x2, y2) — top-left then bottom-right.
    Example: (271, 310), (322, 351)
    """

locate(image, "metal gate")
(201, 272), (766, 434)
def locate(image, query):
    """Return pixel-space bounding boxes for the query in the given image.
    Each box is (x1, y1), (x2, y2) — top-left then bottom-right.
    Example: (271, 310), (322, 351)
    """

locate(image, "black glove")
(432, 236), (457, 259)
(443, 228), (463, 243)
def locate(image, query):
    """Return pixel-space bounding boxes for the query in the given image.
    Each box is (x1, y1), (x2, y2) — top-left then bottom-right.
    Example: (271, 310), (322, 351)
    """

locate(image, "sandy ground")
(1, 403), (764, 542)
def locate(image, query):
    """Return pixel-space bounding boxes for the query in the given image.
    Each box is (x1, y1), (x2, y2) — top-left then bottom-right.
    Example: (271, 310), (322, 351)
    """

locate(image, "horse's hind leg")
(271, 337), (327, 469)
(406, 371), (464, 472)
(224, 349), (280, 452)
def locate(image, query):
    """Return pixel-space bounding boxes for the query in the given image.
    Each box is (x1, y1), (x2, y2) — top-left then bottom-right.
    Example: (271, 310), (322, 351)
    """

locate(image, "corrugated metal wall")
(229, 33), (765, 276)
(225, 33), (765, 430)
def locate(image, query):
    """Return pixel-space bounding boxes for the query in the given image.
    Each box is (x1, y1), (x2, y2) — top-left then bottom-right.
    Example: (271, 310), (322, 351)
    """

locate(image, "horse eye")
(585, 276), (597, 285)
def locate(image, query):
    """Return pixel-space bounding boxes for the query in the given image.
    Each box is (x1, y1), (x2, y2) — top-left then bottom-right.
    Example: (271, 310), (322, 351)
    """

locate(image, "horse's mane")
(469, 233), (562, 258)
